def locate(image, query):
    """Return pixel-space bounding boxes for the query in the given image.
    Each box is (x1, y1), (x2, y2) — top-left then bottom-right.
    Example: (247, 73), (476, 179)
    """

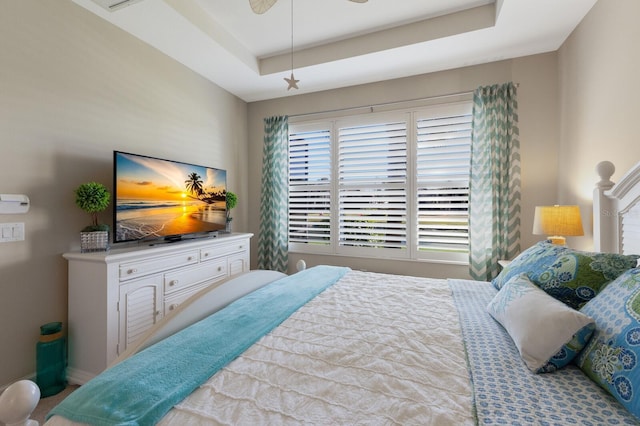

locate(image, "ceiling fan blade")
(348, 0), (368, 3)
(249, 0), (278, 14)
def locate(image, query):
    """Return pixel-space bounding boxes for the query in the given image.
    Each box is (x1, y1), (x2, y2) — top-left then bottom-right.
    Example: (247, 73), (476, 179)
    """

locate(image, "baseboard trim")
(65, 367), (94, 385)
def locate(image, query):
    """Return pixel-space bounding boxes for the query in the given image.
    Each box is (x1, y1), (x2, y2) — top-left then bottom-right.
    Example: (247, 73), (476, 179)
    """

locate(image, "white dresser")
(64, 232), (252, 383)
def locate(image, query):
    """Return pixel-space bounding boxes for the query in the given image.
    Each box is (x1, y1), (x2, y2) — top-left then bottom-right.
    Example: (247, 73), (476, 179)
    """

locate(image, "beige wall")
(558, 0), (640, 251)
(248, 53), (560, 278)
(0, 1), (248, 386)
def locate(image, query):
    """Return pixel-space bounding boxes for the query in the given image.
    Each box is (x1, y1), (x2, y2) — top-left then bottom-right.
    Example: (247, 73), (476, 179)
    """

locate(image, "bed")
(4, 160), (640, 425)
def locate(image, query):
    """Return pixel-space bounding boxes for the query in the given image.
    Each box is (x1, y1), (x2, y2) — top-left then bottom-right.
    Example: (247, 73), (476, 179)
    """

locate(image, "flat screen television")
(113, 151), (227, 244)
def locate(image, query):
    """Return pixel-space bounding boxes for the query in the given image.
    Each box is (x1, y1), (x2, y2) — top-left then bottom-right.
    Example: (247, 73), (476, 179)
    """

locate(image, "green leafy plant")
(74, 182), (111, 232)
(226, 191), (237, 223)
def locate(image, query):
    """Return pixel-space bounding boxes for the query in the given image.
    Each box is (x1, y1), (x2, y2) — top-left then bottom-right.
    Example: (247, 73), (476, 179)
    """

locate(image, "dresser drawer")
(200, 240), (248, 262)
(119, 250), (199, 281)
(164, 282), (209, 315)
(163, 259), (227, 295)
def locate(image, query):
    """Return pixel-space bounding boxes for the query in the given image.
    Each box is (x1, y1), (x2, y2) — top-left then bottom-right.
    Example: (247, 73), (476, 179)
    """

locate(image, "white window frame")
(288, 100), (472, 264)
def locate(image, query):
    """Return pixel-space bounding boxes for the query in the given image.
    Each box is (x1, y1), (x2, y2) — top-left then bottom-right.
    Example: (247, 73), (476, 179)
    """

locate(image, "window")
(288, 101), (472, 263)
(289, 124), (332, 249)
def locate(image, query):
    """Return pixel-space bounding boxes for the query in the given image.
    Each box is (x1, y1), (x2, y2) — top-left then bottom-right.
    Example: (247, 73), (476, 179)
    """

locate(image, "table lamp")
(533, 205), (584, 245)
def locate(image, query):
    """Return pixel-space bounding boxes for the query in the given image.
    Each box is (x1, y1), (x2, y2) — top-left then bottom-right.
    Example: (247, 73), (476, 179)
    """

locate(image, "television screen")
(113, 151), (227, 244)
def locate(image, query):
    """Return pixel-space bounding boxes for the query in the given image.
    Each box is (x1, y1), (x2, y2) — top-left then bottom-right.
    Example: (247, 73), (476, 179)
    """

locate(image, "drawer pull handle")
(204, 253), (209, 257)
(187, 256), (194, 261)
(217, 266), (222, 272)
(170, 280), (178, 286)
(127, 268), (138, 275)
(169, 304), (178, 311)
(155, 310), (160, 317)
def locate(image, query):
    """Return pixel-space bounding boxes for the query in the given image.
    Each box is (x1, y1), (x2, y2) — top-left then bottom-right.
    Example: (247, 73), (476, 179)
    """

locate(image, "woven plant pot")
(80, 231), (109, 253)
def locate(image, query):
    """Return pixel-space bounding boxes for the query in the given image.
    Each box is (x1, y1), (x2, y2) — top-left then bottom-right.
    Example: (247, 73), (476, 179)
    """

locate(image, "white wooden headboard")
(593, 160), (640, 254)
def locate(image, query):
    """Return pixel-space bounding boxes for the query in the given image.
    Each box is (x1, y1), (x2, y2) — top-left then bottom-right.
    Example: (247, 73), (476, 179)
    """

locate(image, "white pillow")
(487, 273), (595, 373)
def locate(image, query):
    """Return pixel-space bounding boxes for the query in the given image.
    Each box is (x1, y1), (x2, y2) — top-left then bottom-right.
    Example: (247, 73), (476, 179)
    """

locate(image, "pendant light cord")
(284, 0), (299, 90)
(290, 0), (294, 72)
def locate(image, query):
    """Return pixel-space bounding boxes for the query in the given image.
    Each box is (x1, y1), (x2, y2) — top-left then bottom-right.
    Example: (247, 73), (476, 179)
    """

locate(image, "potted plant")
(225, 191), (237, 233)
(74, 182), (111, 252)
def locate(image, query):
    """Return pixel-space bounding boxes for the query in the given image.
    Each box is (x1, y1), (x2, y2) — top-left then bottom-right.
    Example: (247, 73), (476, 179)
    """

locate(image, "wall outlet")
(0, 222), (25, 243)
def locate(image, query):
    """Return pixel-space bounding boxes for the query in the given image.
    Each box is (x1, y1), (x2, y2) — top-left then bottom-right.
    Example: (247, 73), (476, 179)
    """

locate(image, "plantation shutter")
(288, 123), (332, 252)
(287, 99), (473, 263)
(415, 103), (472, 258)
(337, 115), (408, 255)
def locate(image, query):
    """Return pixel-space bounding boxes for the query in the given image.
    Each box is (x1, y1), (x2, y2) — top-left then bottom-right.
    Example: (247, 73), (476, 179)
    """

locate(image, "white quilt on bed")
(156, 270), (474, 425)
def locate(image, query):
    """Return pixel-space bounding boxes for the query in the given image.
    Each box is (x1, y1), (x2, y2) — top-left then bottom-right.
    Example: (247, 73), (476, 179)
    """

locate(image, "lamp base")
(547, 236), (567, 245)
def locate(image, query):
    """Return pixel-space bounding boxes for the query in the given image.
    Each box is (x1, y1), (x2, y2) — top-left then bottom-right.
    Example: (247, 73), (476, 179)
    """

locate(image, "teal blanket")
(48, 265), (350, 426)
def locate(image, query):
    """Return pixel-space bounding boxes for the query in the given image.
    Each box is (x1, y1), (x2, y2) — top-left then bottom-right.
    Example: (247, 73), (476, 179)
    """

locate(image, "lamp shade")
(533, 205), (584, 245)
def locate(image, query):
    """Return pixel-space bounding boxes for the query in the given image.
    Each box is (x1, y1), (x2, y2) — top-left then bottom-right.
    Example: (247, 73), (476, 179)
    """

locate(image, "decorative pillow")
(487, 273), (595, 373)
(577, 268), (640, 420)
(492, 241), (639, 309)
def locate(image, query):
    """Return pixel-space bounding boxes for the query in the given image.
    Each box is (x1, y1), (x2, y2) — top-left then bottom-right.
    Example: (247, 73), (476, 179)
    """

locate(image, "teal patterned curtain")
(258, 116), (289, 272)
(469, 83), (521, 281)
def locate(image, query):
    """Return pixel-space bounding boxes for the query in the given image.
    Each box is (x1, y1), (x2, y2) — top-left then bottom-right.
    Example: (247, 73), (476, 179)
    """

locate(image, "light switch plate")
(0, 223), (25, 243)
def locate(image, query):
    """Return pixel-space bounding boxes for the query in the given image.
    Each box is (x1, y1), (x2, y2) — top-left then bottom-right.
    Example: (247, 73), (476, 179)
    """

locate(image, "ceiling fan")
(250, 0), (367, 15)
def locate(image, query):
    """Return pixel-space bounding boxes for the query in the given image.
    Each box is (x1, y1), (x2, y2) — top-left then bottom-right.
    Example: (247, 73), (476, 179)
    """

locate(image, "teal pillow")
(487, 273), (595, 373)
(577, 268), (640, 420)
(492, 241), (639, 309)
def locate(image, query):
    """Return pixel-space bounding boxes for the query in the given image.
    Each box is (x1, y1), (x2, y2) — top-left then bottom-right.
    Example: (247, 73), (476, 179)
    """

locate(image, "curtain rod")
(288, 83), (519, 119)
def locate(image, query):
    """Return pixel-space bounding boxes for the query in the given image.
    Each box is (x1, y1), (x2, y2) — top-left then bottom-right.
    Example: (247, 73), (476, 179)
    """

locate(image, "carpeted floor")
(31, 385), (79, 424)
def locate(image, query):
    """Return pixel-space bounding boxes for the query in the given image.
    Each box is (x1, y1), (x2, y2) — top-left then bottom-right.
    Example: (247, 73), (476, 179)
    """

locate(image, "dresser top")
(64, 232), (252, 263)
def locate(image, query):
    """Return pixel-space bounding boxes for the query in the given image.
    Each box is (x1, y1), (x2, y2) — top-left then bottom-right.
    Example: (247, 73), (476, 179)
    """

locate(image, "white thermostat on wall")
(0, 194), (30, 214)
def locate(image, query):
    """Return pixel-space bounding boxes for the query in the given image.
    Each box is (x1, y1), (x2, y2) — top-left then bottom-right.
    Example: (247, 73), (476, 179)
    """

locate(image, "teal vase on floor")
(36, 322), (67, 397)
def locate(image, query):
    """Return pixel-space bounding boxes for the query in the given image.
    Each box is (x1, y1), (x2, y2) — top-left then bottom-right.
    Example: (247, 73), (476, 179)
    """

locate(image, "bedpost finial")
(596, 161), (615, 188)
(0, 380), (40, 426)
(296, 259), (306, 272)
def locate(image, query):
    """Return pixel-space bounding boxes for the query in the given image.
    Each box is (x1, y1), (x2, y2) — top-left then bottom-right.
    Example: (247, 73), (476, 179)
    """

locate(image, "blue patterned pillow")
(577, 268), (640, 420)
(487, 273), (595, 373)
(492, 241), (639, 309)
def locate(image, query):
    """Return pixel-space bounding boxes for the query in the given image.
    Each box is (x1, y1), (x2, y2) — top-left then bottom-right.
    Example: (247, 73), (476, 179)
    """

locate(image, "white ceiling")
(72, 0), (597, 102)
